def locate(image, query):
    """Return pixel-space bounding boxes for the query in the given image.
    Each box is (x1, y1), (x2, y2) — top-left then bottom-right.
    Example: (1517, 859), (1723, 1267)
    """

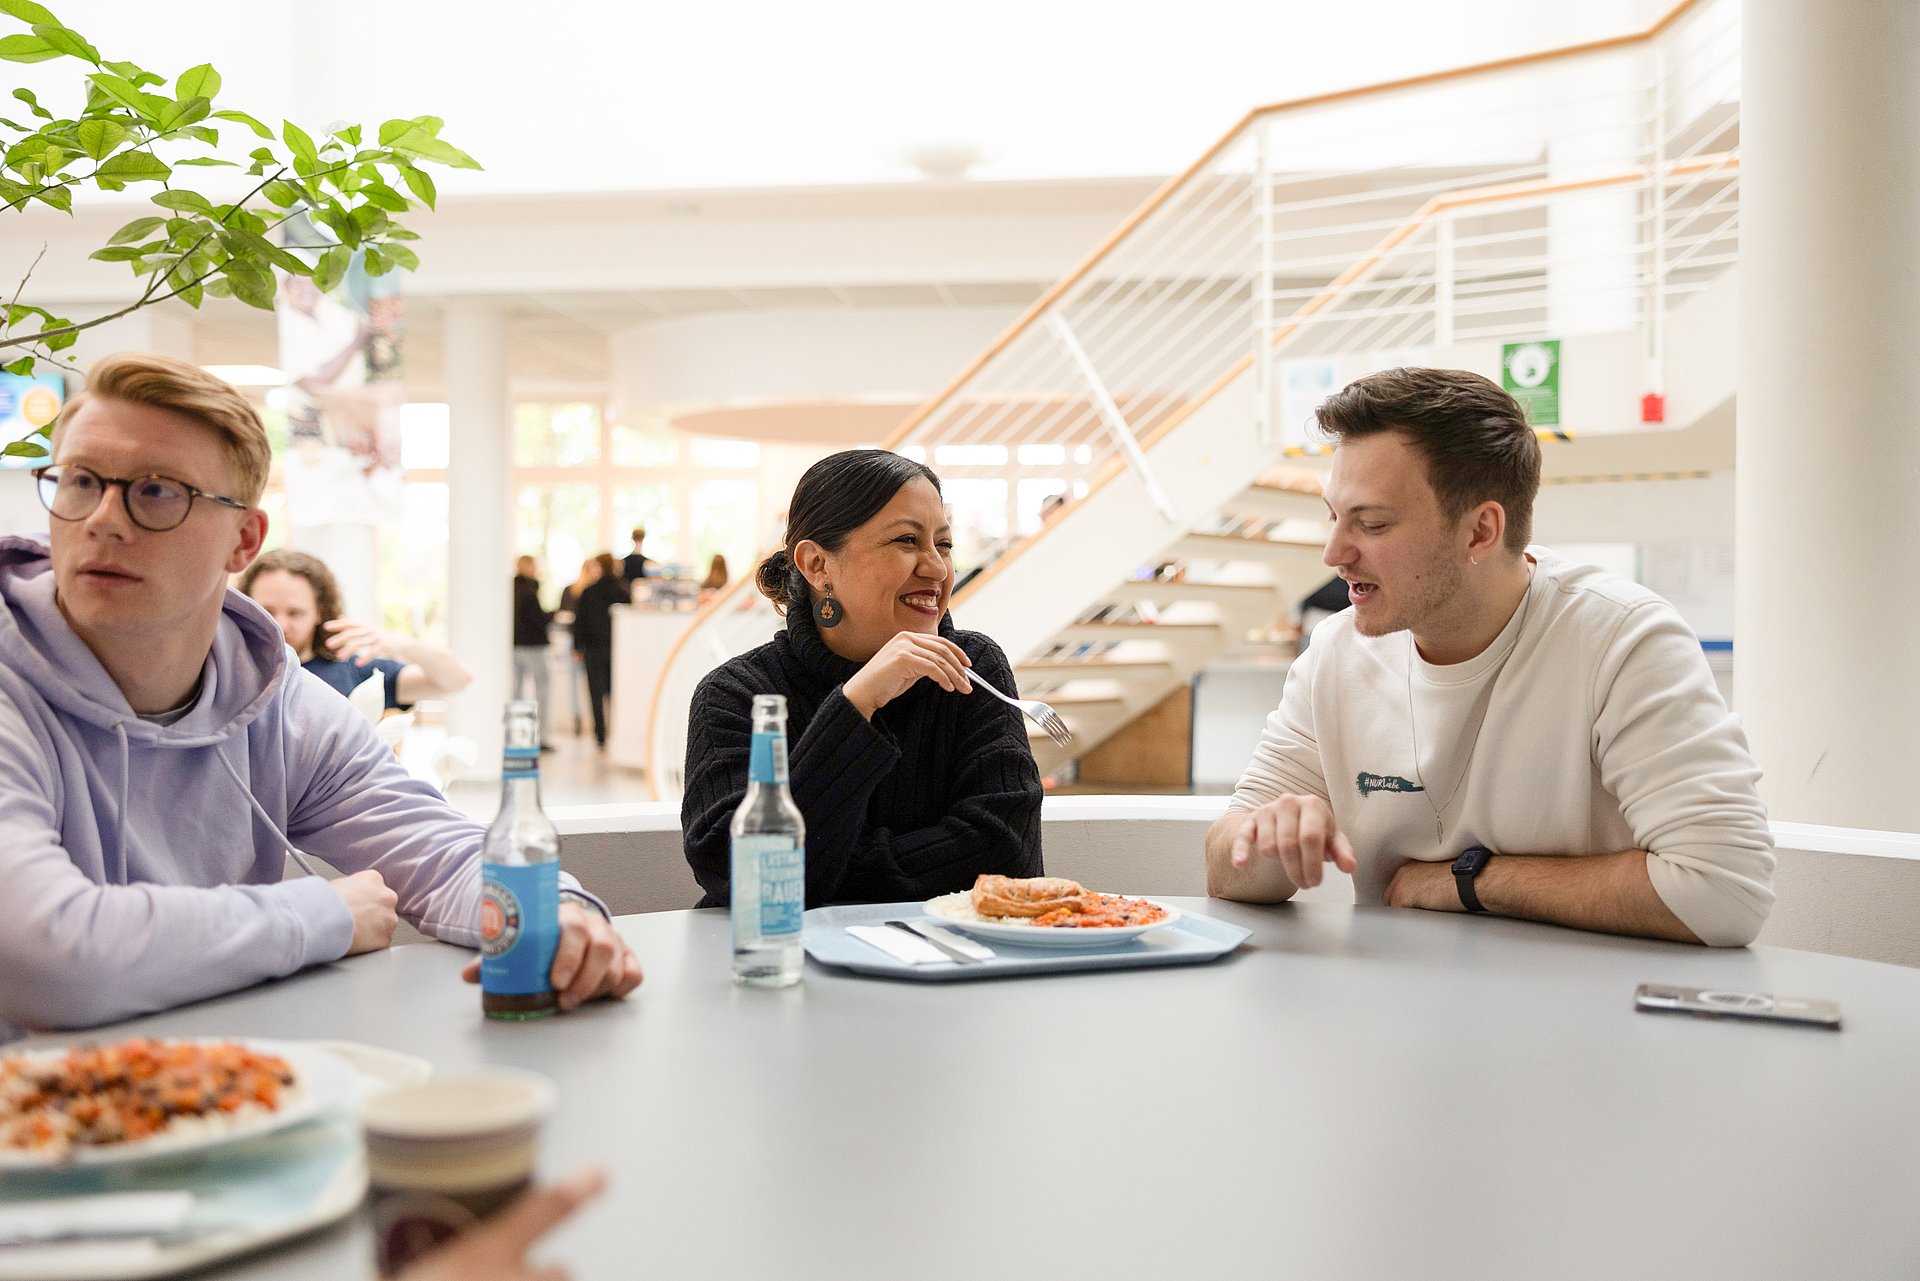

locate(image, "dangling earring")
(811, 581), (844, 629)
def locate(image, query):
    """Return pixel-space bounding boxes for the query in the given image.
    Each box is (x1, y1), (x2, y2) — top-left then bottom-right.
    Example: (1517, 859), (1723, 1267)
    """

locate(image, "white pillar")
(443, 300), (512, 775)
(1736, 0), (1920, 829)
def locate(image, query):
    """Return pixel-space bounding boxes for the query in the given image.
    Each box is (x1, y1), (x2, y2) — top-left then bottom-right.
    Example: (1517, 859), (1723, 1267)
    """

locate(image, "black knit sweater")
(680, 609), (1044, 908)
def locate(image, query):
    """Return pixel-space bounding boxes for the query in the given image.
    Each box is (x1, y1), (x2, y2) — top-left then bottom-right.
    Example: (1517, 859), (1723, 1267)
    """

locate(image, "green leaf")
(261, 178), (301, 207)
(152, 188), (213, 214)
(107, 214), (163, 244)
(336, 123), (361, 146)
(384, 226), (420, 241)
(224, 257), (276, 310)
(32, 183), (69, 211)
(2, 354), (37, 375)
(281, 120), (317, 167)
(382, 242), (419, 272)
(175, 62), (220, 101)
(387, 132), (480, 170)
(0, 1), (61, 26)
(173, 280), (203, 307)
(89, 243), (149, 262)
(30, 22), (97, 63)
(363, 247), (390, 276)
(73, 117), (126, 160)
(176, 155), (235, 168)
(214, 109), (273, 140)
(2, 439), (50, 457)
(397, 164), (435, 209)
(203, 276), (232, 298)
(377, 118), (411, 146)
(88, 72), (164, 123)
(312, 244), (351, 292)
(0, 34), (59, 63)
(314, 202), (359, 248)
(98, 58), (164, 89)
(157, 96), (209, 131)
(94, 149), (170, 183)
(361, 182), (408, 213)
(12, 87), (52, 119)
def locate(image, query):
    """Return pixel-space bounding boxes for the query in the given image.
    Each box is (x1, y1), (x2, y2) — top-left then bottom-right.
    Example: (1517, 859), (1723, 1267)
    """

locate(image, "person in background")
(681, 448), (1043, 908)
(0, 353), (640, 1039)
(1295, 575), (1351, 651)
(699, 552), (729, 594)
(557, 556), (600, 739)
(1206, 367), (1774, 946)
(512, 554), (554, 750)
(571, 551), (629, 749)
(239, 548), (472, 712)
(620, 528), (649, 583)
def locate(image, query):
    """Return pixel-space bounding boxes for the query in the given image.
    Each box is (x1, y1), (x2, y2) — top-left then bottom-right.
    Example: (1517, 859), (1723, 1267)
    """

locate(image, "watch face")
(1452, 846), (1492, 875)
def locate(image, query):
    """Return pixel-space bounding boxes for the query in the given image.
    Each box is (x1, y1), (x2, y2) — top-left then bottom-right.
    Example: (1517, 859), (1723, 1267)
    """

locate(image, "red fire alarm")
(1641, 392), (1666, 424)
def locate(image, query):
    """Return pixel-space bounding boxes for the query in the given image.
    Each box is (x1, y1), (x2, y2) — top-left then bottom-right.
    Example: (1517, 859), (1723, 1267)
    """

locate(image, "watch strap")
(1452, 848), (1490, 914)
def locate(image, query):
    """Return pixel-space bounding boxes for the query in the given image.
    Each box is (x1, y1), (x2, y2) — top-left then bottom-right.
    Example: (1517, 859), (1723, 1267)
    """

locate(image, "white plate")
(0, 1039), (356, 1170)
(923, 892), (1181, 948)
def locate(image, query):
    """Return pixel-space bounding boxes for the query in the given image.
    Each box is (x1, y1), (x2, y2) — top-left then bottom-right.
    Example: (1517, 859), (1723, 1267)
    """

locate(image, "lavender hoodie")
(0, 534), (574, 1039)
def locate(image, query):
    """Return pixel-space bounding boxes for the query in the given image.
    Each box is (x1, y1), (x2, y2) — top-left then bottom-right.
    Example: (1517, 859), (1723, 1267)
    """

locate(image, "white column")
(443, 300), (512, 775)
(1736, 0), (1920, 829)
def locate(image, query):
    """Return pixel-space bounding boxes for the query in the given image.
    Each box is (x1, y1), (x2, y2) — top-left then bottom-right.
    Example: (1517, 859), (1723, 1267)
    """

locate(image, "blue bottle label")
(748, 732), (788, 784)
(501, 745), (539, 780)
(480, 862), (560, 995)
(731, 835), (804, 944)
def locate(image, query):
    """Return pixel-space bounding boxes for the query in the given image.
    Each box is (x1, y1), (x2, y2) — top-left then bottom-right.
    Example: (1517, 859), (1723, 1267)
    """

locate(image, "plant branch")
(2, 241), (48, 337)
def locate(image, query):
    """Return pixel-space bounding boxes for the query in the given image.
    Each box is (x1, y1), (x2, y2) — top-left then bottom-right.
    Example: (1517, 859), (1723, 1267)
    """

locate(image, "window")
(378, 483), (449, 642)
(514, 403), (599, 468)
(516, 484), (602, 592)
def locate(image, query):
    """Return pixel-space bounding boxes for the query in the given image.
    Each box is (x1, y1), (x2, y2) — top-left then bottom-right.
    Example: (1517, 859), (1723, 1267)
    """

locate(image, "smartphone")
(1634, 983), (1841, 1029)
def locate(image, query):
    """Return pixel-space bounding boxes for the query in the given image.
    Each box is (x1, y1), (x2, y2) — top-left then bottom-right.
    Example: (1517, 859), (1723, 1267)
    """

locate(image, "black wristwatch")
(1451, 845), (1494, 913)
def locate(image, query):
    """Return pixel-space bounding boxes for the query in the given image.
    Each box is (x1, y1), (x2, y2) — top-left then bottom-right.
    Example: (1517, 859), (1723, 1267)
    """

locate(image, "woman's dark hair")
(1314, 367), (1541, 552)
(756, 449), (941, 615)
(593, 551), (620, 579)
(238, 548), (346, 660)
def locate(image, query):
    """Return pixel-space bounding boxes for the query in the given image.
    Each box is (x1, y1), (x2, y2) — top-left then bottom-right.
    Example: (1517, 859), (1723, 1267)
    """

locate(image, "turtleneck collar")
(779, 606), (958, 687)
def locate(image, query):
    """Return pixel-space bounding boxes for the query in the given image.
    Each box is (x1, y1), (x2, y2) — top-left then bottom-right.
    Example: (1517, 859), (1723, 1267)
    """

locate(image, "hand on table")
(1383, 859), (1463, 912)
(842, 632), (973, 719)
(331, 869), (399, 954)
(1228, 794), (1357, 890)
(396, 1166), (606, 1281)
(462, 903), (644, 1011)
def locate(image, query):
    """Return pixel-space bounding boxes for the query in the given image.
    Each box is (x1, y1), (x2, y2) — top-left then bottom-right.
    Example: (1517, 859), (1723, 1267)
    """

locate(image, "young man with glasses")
(1205, 367), (1775, 946)
(0, 352), (641, 1038)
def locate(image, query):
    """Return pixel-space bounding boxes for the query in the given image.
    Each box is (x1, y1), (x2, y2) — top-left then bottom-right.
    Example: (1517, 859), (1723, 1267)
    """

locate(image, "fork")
(964, 671), (1074, 747)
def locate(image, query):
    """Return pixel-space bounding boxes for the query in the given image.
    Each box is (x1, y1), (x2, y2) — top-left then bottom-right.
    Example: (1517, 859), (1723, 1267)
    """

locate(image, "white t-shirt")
(1229, 548), (1774, 945)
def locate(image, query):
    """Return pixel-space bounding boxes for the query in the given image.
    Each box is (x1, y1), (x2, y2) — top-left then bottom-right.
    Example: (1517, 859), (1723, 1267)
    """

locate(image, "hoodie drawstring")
(110, 722), (130, 882)
(213, 741), (325, 878)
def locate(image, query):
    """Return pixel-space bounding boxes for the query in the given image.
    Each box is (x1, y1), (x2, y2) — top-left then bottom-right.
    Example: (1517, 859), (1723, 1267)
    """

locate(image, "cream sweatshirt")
(1229, 548), (1775, 945)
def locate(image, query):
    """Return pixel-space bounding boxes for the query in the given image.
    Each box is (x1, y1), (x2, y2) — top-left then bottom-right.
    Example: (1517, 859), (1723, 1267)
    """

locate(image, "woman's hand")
(842, 632), (973, 719)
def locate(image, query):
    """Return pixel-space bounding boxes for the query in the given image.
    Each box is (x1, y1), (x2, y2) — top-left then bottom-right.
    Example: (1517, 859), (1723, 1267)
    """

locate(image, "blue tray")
(802, 901), (1251, 982)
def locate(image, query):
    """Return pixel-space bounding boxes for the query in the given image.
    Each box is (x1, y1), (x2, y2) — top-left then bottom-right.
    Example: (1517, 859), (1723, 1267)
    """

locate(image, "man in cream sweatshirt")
(1207, 367), (1773, 946)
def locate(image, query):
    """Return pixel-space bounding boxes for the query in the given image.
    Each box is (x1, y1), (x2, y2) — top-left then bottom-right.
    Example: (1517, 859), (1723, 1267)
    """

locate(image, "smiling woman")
(680, 449), (1044, 909)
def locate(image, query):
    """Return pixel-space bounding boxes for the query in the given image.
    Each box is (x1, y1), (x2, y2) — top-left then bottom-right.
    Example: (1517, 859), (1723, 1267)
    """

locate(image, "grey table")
(31, 901), (1920, 1280)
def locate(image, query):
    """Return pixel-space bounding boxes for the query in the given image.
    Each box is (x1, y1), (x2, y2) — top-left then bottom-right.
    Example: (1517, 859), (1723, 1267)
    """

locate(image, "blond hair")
(54, 352), (272, 504)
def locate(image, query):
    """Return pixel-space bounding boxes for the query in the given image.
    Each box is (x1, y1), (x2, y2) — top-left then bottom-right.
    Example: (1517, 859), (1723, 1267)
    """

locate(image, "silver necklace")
(1406, 571), (1533, 844)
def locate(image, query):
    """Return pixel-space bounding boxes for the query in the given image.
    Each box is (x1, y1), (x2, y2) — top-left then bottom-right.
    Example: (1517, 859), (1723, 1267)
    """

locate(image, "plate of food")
(0, 1037), (355, 1169)
(924, 875), (1182, 948)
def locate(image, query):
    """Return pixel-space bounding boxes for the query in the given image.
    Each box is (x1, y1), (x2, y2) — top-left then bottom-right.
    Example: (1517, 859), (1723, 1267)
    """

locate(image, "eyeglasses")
(31, 464), (250, 533)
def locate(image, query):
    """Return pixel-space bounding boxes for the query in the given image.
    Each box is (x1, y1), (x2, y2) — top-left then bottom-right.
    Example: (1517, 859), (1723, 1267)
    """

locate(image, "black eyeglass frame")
(30, 464), (252, 533)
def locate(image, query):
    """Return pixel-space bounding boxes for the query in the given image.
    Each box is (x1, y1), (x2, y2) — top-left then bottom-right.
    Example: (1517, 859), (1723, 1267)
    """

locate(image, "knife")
(886, 918), (994, 963)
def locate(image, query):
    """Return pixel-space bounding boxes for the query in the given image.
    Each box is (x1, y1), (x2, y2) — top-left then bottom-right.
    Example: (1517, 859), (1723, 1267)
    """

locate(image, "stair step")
(1174, 532), (1327, 570)
(1053, 621), (1222, 643)
(1221, 483), (1326, 523)
(1107, 580), (1279, 606)
(1017, 659), (1174, 682)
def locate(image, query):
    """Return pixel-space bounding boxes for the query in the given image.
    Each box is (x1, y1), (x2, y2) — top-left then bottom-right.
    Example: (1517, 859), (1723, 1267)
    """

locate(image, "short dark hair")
(756, 449), (942, 615)
(238, 549), (346, 660)
(1315, 367), (1540, 551)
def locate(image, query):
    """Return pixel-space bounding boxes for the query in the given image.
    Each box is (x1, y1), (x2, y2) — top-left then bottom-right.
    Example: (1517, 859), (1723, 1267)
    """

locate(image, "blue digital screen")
(0, 372), (65, 470)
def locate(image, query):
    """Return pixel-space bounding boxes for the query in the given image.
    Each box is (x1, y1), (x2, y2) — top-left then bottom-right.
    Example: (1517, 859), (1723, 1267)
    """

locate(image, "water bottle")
(481, 701), (561, 1019)
(731, 694), (806, 987)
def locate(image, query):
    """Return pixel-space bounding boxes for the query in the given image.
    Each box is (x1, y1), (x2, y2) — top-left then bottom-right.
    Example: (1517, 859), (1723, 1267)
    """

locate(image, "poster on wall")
(1502, 339), (1561, 427)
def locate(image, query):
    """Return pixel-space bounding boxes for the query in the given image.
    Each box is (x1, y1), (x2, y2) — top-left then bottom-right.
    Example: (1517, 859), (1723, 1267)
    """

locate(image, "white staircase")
(648, 0), (1742, 797)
